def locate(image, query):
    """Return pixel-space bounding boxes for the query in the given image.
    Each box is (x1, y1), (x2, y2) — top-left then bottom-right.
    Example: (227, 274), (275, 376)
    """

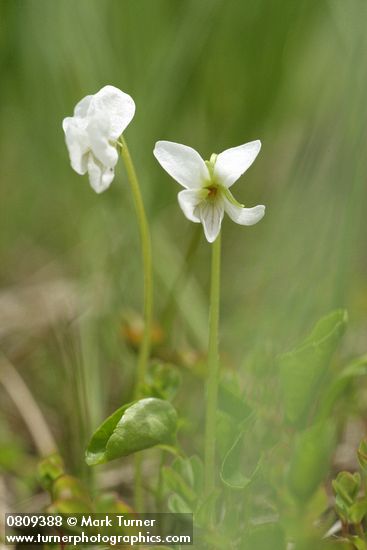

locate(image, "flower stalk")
(204, 232), (221, 495)
(119, 136), (153, 510)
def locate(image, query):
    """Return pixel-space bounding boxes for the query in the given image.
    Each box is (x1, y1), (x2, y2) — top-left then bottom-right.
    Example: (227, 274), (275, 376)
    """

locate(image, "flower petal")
(214, 140), (261, 188)
(87, 115), (118, 168)
(154, 141), (210, 189)
(74, 95), (93, 119)
(91, 85), (135, 139)
(62, 117), (89, 175)
(223, 198), (265, 226)
(199, 200), (224, 243)
(177, 189), (208, 223)
(87, 153), (115, 193)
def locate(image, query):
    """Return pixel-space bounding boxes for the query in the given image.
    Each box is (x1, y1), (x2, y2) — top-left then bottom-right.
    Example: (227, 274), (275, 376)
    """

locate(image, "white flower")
(62, 85), (135, 193)
(153, 140), (265, 242)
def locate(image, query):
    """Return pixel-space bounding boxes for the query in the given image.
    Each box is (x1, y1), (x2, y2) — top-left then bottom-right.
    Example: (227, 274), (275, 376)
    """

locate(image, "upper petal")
(62, 117), (89, 174)
(87, 153), (115, 193)
(198, 199), (224, 243)
(87, 115), (118, 168)
(177, 189), (208, 223)
(91, 85), (135, 139)
(74, 95), (93, 119)
(154, 141), (210, 189)
(223, 197), (265, 226)
(214, 140), (261, 188)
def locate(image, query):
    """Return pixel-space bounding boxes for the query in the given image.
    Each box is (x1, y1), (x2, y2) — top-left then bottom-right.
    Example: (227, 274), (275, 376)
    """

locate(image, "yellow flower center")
(207, 185), (218, 199)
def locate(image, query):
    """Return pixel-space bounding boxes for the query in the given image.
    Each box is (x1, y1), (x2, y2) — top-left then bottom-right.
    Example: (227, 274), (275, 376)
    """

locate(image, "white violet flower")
(153, 140), (265, 242)
(62, 85), (135, 193)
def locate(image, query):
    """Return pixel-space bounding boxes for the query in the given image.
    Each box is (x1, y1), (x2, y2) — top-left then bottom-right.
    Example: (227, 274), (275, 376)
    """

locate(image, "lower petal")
(177, 189), (207, 223)
(87, 154), (115, 193)
(224, 198), (265, 226)
(199, 200), (224, 243)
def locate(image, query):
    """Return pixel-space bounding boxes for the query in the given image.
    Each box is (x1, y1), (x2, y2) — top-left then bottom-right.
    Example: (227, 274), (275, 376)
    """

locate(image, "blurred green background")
(0, 0), (366, 491)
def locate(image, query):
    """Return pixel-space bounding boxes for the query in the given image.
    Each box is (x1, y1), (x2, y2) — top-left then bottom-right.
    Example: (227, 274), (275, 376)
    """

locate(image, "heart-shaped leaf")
(218, 379), (252, 422)
(220, 414), (261, 489)
(288, 420), (336, 502)
(318, 355), (367, 421)
(85, 398), (178, 465)
(279, 309), (347, 425)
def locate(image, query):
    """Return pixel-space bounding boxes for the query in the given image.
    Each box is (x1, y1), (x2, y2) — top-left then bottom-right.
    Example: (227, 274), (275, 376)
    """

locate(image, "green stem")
(204, 233), (221, 495)
(119, 136), (153, 511)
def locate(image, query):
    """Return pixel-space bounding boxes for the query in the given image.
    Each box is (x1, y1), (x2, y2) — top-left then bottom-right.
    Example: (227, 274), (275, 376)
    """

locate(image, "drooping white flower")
(153, 140), (265, 242)
(62, 85), (135, 193)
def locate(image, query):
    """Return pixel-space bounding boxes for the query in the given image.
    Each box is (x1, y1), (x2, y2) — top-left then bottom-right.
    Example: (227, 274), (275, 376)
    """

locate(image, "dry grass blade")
(0, 354), (57, 457)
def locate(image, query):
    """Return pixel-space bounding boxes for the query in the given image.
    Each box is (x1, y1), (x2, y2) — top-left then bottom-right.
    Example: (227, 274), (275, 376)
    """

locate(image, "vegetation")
(1, 1), (367, 548)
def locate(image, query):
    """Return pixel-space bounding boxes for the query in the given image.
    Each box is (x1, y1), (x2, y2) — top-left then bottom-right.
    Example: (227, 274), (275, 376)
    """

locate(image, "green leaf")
(162, 455), (203, 507)
(220, 414), (261, 489)
(188, 455), (204, 493)
(279, 309), (347, 425)
(172, 456), (199, 490)
(318, 355), (367, 420)
(85, 398), (178, 465)
(143, 362), (181, 401)
(51, 475), (92, 506)
(349, 499), (367, 524)
(48, 475), (94, 514)
(335, 494), (349, 523)
(303, 487), (329, 522)
(162, 466), (197, 505)
(167, 493), (193, 514)
(332, 472), (361, 506)
(48, 497), (93, 514)
(85, 403), (131, 465)
(38, 453), (64, 491)
(350, 536), (367, 550)
(218, 379), (252, 422)
(333, 471), (362, 524)
(288, 420), (336, 502)
(195, 490), (220, 527)
(94, 492), (133, 514)
(358, 438), (367, 471)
